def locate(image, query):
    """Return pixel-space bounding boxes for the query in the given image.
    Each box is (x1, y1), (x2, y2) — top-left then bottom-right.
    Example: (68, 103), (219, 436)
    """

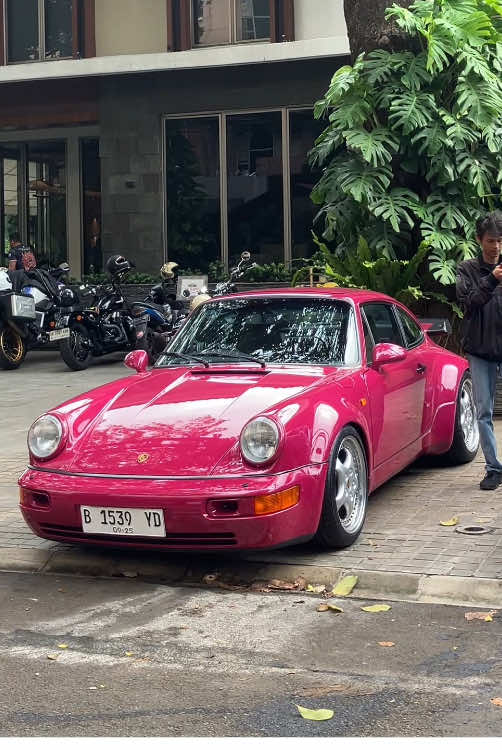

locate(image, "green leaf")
(421, 222), (458, 251)
(332, 575), (358, 597)
(344, 128), (399, 167)
(336, 161), (392, 203)
(389, 92), (435, 134)
(401, 52), (432, 90)
(370, 189), (420, 232)
(425, 28), (455, 73)
(455, 75), (502, 127)
(411, 120), (451, 155)
(429, 251), (458, 284)
(296, 706), (334, 721)
(324, 57), (365, 107)
(426, 195), (468, 229)
(329, 95), (372, 130)
(385, 4), (426, 35)
(365, 50), (406, 85)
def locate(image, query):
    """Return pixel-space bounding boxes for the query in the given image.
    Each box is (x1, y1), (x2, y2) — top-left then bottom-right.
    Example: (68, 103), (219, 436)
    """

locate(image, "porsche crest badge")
(137, 453), (150, 464)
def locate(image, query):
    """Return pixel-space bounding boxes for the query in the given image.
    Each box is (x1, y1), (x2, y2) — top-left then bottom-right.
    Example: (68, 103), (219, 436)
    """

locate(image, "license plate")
(80, 506), (166, 537)
(49, 327), (70, 342)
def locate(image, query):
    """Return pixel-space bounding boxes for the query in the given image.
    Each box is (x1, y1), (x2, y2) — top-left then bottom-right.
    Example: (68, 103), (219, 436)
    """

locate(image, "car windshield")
(156, 297), (359, 367)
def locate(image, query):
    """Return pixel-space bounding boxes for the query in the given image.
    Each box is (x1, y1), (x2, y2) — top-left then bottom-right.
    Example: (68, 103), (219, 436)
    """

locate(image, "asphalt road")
(1, 572), (502, 737)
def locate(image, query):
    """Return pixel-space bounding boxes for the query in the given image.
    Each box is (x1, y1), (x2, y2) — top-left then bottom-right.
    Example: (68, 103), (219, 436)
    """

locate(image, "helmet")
(189, 293), (211, 312)
(160, 261), (179, 280)
(106, 254), (132, 278)
(59, 287), (77, 307)
(58, 262), (70, 274)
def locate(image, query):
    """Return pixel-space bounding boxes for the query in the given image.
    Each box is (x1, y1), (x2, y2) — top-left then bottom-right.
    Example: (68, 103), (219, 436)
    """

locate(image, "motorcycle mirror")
(241, 251), (251, 262)
(124, 349), (149, 374)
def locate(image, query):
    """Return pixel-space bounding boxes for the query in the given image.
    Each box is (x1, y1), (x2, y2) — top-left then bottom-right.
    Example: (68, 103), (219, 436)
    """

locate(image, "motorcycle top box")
(0, 290), (36, 320)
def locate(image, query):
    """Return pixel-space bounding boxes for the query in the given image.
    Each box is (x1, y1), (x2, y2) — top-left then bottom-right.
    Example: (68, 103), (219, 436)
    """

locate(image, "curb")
(0, 546), (501, 608)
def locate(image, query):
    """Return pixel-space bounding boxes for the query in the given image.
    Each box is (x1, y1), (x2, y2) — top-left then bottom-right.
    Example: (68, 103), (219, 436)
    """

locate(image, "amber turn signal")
(254, 486), (300, 516)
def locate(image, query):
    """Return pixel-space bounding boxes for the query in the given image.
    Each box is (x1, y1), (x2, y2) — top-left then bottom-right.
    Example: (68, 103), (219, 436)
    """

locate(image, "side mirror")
(372, 342), (407, 368)
(124, 350), (149, 374)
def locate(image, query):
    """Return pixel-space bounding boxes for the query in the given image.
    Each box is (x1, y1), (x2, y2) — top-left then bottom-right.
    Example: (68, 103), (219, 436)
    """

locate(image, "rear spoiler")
(419, 318), (452, 335)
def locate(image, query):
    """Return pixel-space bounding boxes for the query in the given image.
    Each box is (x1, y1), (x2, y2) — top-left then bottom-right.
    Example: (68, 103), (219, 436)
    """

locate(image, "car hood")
(65, 366), (334, 476)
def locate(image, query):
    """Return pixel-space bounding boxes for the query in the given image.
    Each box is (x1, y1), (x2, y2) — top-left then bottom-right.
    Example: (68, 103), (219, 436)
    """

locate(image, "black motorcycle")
(60, 255), (154, 371)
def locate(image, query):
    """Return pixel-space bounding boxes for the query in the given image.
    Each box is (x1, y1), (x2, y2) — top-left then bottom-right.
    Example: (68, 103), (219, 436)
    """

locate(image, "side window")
(343, 309), (360, 365)
(362, 303), (403, 346)
(395, 307), (424, 349)
(362, 316), (374, 364)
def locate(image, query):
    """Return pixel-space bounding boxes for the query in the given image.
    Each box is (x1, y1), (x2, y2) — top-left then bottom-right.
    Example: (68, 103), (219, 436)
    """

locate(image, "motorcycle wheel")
(0, 325), (27, 370)
(60, 323), (93, 371)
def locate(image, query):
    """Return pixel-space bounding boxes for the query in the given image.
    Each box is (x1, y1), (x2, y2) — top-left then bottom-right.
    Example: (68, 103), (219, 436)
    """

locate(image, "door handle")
(416, 364), (426, 374)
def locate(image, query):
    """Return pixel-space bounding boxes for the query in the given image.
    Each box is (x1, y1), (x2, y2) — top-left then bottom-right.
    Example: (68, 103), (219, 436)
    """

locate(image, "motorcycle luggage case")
(0, 290), (36, 320)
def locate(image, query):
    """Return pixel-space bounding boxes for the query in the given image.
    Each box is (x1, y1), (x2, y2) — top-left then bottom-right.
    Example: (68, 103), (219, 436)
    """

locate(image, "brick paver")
(1, 350), (502, 579)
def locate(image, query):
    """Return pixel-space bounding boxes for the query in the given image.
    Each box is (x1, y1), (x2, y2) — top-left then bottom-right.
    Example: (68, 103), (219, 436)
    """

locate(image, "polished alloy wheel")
(334, 435), (367, 534)
(0, 327), (24, 364)
(460, 378), (479, 453)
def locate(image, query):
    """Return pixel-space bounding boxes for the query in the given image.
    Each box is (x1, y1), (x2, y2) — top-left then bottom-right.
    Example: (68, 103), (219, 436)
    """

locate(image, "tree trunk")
(344, 0), (415, 60)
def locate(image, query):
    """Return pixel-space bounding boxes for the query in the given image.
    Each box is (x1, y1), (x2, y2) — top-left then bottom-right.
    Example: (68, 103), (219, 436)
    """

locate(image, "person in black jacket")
(457, 211), (502, 490)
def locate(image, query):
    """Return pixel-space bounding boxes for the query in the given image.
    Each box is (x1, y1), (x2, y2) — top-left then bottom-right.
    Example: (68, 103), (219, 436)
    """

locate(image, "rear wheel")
(442, 373), (479, 465)
(60, 323), (93, 371)
(314, 426), (368, 549)
(0, 324), (27, 370)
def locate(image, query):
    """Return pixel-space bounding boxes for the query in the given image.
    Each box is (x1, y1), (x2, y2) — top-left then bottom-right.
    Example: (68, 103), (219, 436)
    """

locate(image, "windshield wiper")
(200, 349), (266, 369)
(162, 351), (210, 368)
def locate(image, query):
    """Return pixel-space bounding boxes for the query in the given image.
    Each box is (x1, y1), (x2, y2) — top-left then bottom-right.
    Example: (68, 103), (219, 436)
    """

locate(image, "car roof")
(213, 287), (398, 306)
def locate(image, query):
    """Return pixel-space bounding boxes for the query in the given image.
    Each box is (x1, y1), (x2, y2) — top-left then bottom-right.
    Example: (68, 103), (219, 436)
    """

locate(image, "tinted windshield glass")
(156, 298), (358, 367)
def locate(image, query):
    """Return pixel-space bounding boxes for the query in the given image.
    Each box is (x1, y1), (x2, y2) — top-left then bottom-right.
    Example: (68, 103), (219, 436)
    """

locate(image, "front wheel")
(314, 426), (368, 549)
(60, 323), (93, 371)
(442, 373), (479, 465)
(0, 324), (27, 370)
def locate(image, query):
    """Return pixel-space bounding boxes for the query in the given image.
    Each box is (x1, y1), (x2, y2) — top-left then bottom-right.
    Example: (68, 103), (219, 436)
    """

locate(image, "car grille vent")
(39, 523), (237, 546)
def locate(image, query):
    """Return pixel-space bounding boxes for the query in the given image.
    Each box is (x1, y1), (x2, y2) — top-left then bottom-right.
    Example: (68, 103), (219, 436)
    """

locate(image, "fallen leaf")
(361, 604), (392, 613)
(125, 652), (135, 657)
(46, 655), (58, 661)
(368, 540), (378, 547)
(249, 582), (271, 593)
(439, 517), (459, 527)
(491, 697), (502, 707)
(268, 579), (298, 591)
(89, 686), (98, 691)
(465, 610), (497, 622)
(99, 684), (106, 689)
(332, 575), (358, 597)
(57, 644), (68, 650)
(294, 577), (307, 591)
(317, 604), (344, 613)
(296, 705), (334, 721)
(34, 673), (40, 677)
(307, 584), (326, 594)
(377, 642), (395, 647)
(57, 588), (66, 593)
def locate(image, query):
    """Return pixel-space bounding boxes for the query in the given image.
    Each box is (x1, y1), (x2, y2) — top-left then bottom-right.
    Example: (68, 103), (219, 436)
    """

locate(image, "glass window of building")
(193, 0), (270, 46)
(236, 0), (271, 41)
(7, 0), (73, 62)
(227, 111), (283, 267)
(290, 110), (324, 259)
(27, 141), (67, 267)
(166, 117), (221, 272)
(0, 145), (21, 264)
(81, 138), (102, 275)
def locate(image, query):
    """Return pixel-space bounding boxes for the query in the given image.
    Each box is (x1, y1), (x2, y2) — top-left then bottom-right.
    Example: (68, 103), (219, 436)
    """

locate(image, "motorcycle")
(0, 265), (77, 370)
(60, 257), (163, 371)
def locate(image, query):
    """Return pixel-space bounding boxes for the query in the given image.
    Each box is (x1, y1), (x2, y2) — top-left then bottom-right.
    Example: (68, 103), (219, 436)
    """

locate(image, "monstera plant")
(311, 0), (502, 286)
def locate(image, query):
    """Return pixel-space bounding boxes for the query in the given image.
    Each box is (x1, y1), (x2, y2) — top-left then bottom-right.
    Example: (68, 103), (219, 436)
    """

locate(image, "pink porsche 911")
(19, 288), (479, 551)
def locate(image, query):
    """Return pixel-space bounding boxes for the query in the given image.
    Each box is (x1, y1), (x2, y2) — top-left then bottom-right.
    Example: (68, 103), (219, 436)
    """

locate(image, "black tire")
(0, 324), (27, 370)
(314, 426), (368, 550)
(441, 372), (479, 465)
(60, 323), (93, 371)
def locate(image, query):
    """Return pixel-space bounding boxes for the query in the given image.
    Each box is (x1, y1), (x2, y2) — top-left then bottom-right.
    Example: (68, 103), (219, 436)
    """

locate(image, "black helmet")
(59, 287), (77, 307)
(106, 254), (132, 278)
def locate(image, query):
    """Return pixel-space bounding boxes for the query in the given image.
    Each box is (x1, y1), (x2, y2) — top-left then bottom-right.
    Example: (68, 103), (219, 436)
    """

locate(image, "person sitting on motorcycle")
(8, 233), (37, 272)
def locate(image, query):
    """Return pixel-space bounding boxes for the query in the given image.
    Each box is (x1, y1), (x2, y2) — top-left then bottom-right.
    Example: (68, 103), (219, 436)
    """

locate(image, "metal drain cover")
(455, 525), (493, 536)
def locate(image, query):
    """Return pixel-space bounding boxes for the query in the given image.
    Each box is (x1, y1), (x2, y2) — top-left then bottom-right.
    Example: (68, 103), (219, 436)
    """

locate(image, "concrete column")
(66, 135), (82, 280)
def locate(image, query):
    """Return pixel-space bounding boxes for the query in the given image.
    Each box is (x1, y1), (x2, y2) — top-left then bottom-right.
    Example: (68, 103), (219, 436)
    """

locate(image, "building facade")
(0, 0), (349, 278)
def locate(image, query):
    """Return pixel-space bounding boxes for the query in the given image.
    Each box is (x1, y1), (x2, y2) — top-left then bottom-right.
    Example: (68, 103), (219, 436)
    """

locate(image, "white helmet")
(160, 262), (179, 280)
(189, 293), (211, 312)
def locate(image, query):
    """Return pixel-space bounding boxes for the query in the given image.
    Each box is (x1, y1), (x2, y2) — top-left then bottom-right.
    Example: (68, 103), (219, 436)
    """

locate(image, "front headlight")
(240, 417), (280, 465)
(28, 415), (64, 460)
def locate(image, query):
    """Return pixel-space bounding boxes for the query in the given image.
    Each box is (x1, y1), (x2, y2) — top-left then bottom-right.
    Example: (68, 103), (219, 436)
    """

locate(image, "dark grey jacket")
(456, 255), (502, 361)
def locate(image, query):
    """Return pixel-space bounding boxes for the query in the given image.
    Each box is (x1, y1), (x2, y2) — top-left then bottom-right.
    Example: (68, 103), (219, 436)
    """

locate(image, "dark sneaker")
(480, 471), (502, 490)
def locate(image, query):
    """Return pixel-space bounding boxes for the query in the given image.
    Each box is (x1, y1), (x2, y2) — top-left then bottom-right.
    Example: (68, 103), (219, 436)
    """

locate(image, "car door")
(362, 302), (426, 468)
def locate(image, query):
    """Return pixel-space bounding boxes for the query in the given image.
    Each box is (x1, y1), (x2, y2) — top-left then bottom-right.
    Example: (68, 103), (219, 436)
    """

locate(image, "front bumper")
(19, 464), (328, 551)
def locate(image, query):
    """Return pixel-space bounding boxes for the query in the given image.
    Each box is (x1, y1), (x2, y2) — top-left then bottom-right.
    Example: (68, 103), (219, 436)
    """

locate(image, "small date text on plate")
(80, 506), (166, 537)
(49, 327), (70, 342)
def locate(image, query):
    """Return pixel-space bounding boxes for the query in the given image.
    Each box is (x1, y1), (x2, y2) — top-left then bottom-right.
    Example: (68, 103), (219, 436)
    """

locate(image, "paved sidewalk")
(1, 351), (502, 603)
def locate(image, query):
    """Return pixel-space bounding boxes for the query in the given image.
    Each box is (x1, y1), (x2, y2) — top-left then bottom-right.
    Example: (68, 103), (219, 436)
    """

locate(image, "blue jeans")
(468, 354), (502, 474)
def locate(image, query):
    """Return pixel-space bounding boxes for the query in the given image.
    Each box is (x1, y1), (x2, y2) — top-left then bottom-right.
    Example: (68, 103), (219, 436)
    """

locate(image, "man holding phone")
(457, 211), (502, 490)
